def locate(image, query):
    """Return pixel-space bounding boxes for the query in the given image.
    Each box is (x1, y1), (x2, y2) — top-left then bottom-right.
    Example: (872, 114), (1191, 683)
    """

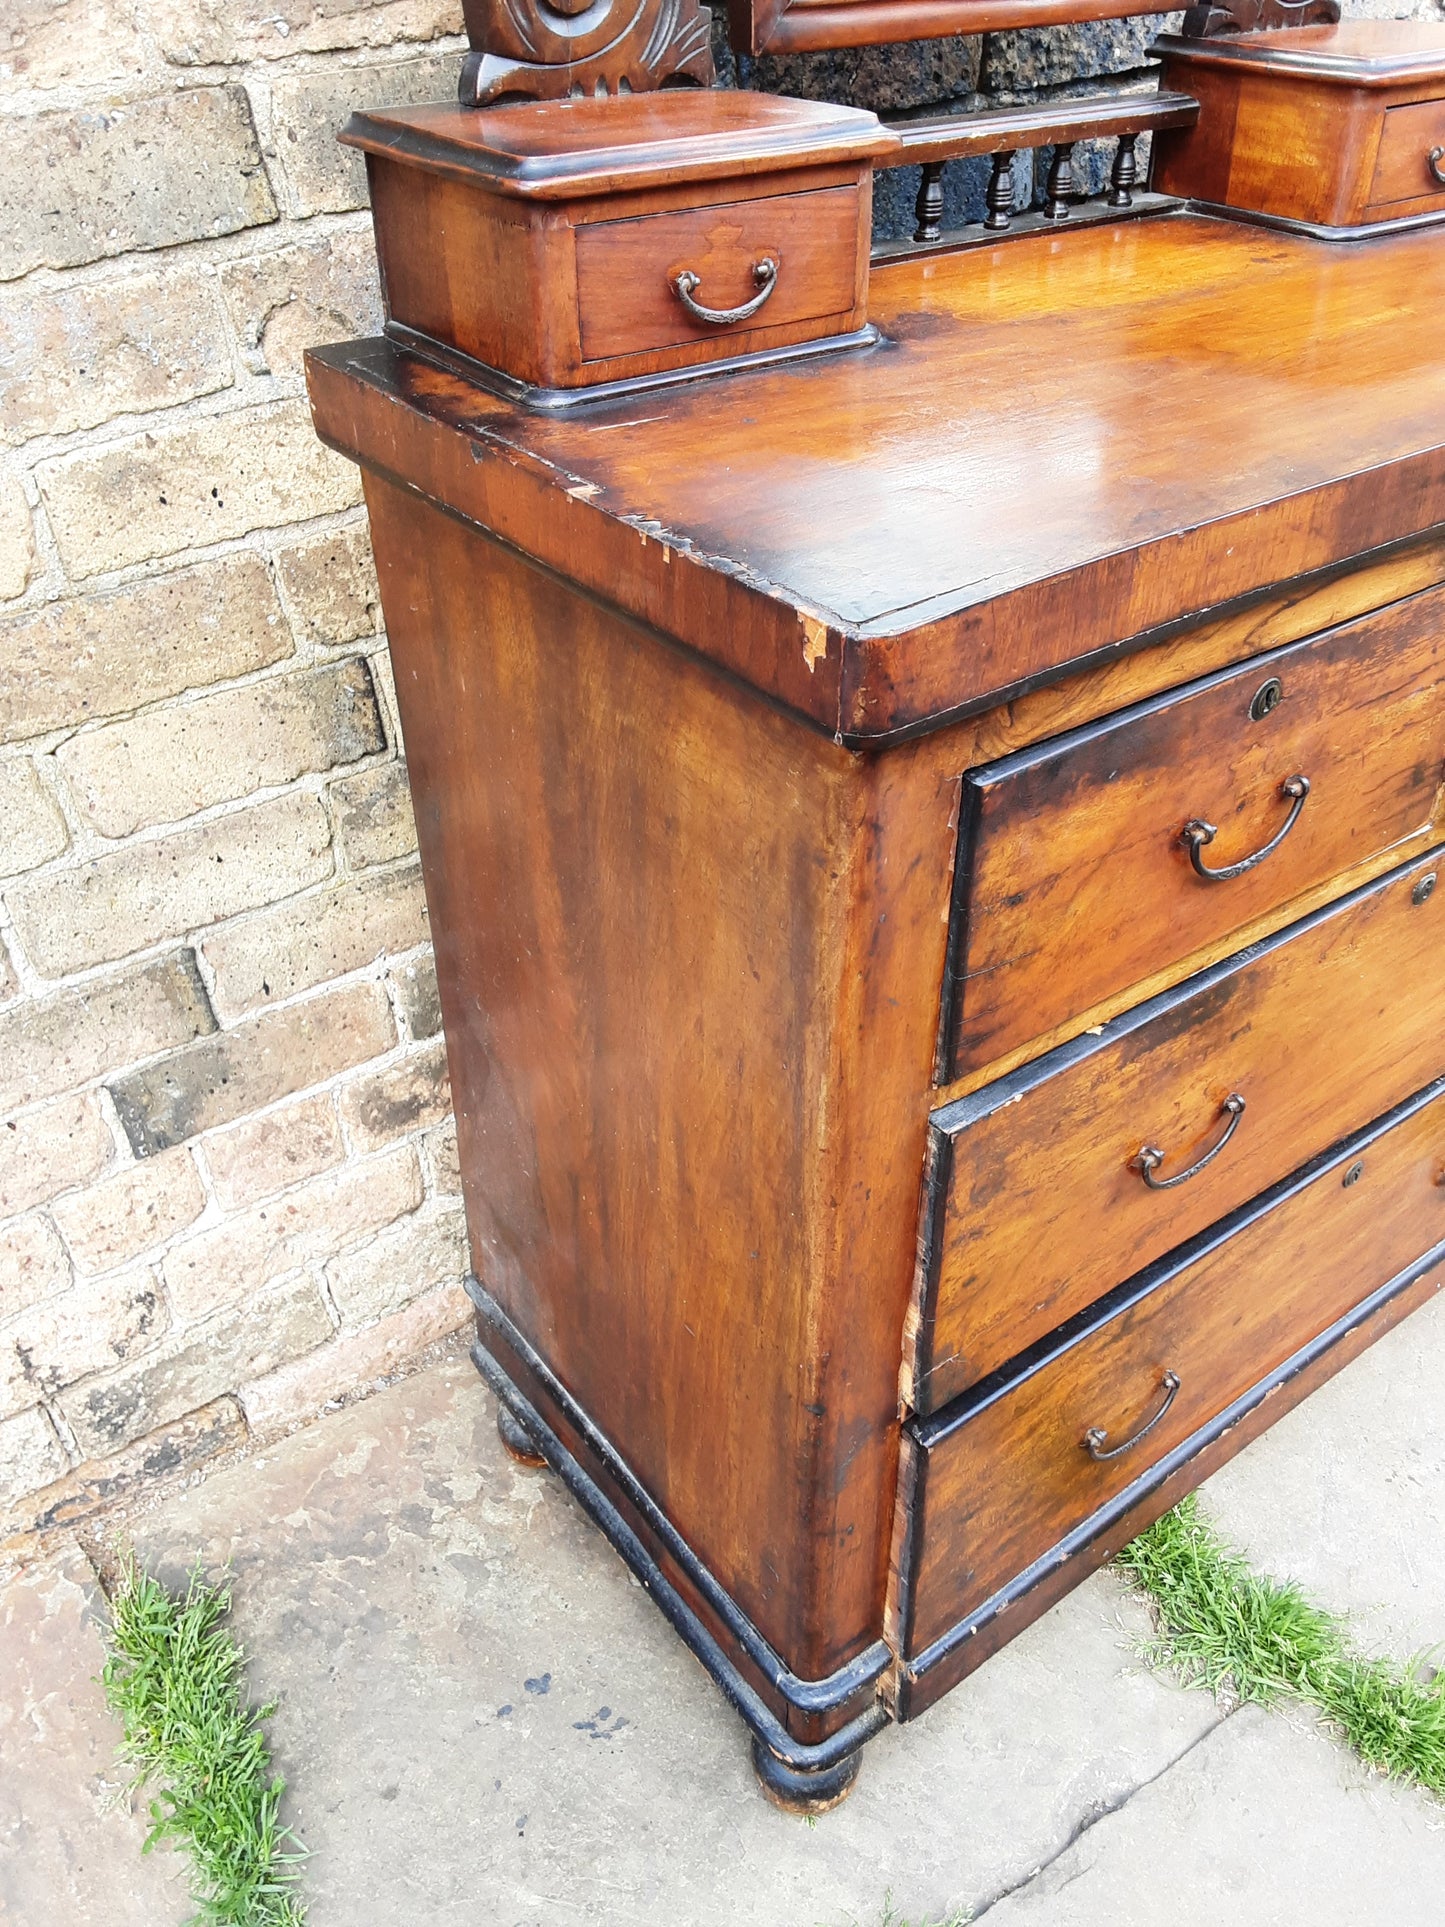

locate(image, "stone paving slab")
(0, 1547), (189, 1926)
(1198, 1289), (1445, 1662)
(985, 1703), (1445, 1925)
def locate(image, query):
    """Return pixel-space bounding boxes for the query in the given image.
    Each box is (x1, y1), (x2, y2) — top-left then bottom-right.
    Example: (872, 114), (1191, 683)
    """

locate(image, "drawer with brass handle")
(892, 1075), (1445, 1689)
(1368, 96), (1445, 210)
(910, 846), (1445, 1414)
(940, 584), (1445, 1081)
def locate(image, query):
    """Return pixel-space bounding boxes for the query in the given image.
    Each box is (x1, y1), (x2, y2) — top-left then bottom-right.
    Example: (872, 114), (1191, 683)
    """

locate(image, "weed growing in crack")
(1118, 1494), (1445, 1795)
(100, 1553), (307, 1927)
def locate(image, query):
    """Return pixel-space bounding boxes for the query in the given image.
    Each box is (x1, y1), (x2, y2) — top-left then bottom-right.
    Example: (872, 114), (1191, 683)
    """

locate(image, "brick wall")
(1, 0), (1436, 1553)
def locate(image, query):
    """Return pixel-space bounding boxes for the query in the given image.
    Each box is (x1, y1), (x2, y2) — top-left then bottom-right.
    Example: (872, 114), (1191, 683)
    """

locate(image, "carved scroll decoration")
(1181, 0), (1340, 37)
(459, 0), (714, 104)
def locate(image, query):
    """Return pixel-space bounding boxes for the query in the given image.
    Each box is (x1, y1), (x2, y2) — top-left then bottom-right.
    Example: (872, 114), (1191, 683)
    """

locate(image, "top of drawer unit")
(909, 845), (1445, 1415)
(940, 584), (1445, 1084)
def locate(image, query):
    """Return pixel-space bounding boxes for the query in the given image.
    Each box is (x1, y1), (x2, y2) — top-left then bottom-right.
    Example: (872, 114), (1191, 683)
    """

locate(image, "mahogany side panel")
(360, 474), (958, 1678)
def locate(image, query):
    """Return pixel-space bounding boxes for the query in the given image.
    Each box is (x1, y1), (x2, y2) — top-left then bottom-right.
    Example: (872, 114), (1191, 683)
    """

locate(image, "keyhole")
(1249, 677), (1283, 723)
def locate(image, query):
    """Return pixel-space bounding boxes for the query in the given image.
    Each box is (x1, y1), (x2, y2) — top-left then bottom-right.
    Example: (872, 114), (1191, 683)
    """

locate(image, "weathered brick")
(37, 399), (360, 579)
(0, 952), (214, 1117)
(326, 1198), (467, 1324)
(0, 553), (290, 746)
(268, 53), (458, 216)
(1, 1213), (71, 1323)
(203, 1090), (344, 1211)
(221, 230), (382, 379)
(368, 644), (404, 753)
(52, 1150), (206, 1275)
(1, 1265), (165, 1421)
(339, 1039), (449, 1152)
(981, 19), (1174, 91)
(0, 1092), (114, 1220)
(201, 862), (426, 1018)
(0, 478), (36, 601)
(108, 979), (393, 1155)
(423, 1119), (460, 1195)
(331, 758), (417, 868)
(0, 759), (67, 873)
(3, 1398), (243, 1549)
(0, 1406), (68, 1507)
(240, 1276), (467, 1438)
(57, 659), (384, 838)
(156, 0), (461, 65)
(390, 948), (440, 1038)
(276, 521), (381, 646)
(1, 0), (149, 90)
(60, 1274), (330, 1458)
(164, 1143), (422, 1321)
(0, 270), (233, 450)
(1, 88), (277, 282)
(5, 790), (333, 976)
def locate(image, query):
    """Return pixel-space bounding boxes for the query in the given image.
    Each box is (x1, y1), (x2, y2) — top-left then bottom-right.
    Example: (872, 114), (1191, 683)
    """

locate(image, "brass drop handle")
(671, 256), (778, 328)
(1181, 774), (1310, 881)
(1430, 146), (1445, 187)
(1133, 1092), (1246, 1190)
(1084, 1370), (1181, 1462)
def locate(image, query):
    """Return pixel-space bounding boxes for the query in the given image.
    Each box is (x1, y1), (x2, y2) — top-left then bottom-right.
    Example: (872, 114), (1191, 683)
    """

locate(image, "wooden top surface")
(341, 92), (891, 199)
(1155, 19), (1445, 85)
(307, 212), (1445, 742)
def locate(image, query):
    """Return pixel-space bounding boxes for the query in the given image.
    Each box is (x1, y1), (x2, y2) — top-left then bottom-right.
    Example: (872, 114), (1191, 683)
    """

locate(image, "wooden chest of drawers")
(309, 204), (1445, 1807)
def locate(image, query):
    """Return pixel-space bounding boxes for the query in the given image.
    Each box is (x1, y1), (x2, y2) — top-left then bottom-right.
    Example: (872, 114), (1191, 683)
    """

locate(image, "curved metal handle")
(1084, 1370), (1181, 1462)
(1181, 774), (1310, 882)
(1133, 1093), (1246, 1191)
(671, 256), (778, 328)
(1430, 146), (1445, 187)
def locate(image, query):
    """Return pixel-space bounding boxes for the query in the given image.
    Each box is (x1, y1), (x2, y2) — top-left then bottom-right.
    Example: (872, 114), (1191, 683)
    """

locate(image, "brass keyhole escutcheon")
(1413, 872), (1438, 907)
(1249, 677), (1283, 723)
(1342, 1160), (1365, 1188)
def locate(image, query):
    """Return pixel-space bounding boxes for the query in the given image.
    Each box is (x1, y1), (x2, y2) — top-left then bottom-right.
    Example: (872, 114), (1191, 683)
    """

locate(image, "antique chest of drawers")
(308, 3), (1445, 1814)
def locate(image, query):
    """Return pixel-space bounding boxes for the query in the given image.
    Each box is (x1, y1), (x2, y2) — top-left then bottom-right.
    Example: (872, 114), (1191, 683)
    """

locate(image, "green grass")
(100, 1554), (307, 1927)
(1118, 1495), (1445, 1795)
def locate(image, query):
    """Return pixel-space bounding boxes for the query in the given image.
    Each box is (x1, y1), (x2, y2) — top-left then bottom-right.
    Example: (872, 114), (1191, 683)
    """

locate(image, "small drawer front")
(913, 847), (1445, 1412)
(943, 586), (1445, 1080)
(574, 186), (863, 364)
(1369, 98), (1445, 210)
(898, 1079), (1445, 1662)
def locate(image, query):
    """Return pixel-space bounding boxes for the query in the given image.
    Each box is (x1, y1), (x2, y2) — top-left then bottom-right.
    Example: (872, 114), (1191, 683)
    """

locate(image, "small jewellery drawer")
(910, 847), (1445, 1413)
(1369, 98), (1445, 210)
(941, 586), (1445, 1079)
(574, 187), (866, 363)
(894, 1078), (1445, 1666)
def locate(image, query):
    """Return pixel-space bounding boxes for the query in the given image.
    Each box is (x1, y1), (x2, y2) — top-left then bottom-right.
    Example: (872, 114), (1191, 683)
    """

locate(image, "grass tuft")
(100, 1553), (307, 1927)
(1118, 1495), (1445, 1796)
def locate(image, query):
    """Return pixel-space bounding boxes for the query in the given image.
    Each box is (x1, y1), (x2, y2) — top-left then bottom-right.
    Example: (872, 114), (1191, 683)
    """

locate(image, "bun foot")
(497, 1401), (548, 1469)
(750, 1735), (862, 1814)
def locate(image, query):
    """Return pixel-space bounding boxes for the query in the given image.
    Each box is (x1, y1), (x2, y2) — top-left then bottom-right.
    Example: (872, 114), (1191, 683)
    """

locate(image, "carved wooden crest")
(458, 0), (715, 105)
(1181, 0), (1340, 35)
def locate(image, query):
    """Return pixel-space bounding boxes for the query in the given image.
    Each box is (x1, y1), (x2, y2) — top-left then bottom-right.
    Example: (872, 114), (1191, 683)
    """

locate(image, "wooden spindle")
(984, 150), (1015, 231)
(1043, 142), (1075, 220)
(1109, 132), (1139, 208)
(914, 162), (945, 244)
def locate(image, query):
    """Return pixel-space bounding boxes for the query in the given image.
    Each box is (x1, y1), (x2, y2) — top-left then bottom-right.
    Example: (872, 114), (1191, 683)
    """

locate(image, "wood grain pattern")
(899, 1078), (1445, 1660)
(309, 215), (1445, 739)
(574, 186), (864, 362)
(943, 583), (1445, 1079)
(914, 847), (1445, 1410)
(1155, 23), (1445, 228)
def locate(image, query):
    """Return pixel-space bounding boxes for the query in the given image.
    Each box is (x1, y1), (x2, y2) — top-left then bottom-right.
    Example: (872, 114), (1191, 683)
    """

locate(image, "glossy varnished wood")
(1155, 22), (1445, 229)
(895, 1081), (1445, 1664)
(308, 214), (1445, 740)
(912, 847), (1445, 1412)
(942, 583), (1445, 1078)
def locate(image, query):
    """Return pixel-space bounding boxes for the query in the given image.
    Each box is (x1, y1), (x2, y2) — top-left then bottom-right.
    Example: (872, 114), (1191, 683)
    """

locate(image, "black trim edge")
(464, 1276), (894, 1763)
(902, 1229), (1445, 1687)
